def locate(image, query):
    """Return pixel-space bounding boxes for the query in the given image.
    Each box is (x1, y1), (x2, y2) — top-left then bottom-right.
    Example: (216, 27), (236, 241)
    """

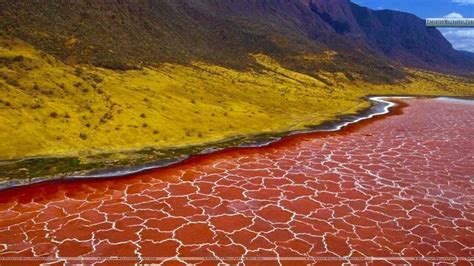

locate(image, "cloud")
(444, 12), (464, 18)
(437, 12), (474, 53)
(440, 28), (474, 52)
(452, 0), (474, 5)
(442, 29), (474, 38)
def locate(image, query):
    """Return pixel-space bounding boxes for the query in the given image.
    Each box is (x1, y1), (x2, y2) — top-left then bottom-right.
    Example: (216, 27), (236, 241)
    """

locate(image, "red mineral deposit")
(0, 98), (473, 265)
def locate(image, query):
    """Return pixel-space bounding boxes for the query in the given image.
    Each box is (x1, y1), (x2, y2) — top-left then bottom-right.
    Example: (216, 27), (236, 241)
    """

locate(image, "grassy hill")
(1, 36), (472, 160)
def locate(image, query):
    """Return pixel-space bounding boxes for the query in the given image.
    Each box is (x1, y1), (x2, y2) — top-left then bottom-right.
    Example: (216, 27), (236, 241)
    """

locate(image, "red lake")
(0, 98), (473, 265)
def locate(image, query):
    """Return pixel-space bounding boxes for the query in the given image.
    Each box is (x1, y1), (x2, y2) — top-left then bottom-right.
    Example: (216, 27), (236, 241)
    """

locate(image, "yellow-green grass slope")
(1, 37), (473, 160)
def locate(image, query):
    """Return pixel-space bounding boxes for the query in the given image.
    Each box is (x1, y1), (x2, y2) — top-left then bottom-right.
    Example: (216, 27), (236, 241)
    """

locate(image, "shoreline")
(0, 96), (470, 192)
(68, 97), (399, 176)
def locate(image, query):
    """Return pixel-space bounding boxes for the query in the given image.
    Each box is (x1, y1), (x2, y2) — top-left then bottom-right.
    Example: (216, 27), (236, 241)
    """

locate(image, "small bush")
(5, 78), (19, 87)
(9, 55), (23, 63)
(74, 68), (83, 76)
(41, 89), (53, 96)
(30, 103), (41, 109)
(92, 75), (103, 83)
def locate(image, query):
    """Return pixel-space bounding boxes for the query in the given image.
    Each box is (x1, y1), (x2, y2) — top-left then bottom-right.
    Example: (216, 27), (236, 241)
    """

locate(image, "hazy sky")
(352, 0), (474, 52)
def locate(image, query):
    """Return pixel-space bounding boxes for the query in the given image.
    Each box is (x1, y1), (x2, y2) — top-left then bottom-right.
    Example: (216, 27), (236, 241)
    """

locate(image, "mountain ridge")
(1, 0), (472, 81)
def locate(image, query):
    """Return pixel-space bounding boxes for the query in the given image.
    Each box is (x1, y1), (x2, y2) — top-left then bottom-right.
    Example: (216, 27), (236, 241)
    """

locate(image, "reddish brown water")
(0, 98), (473, 265)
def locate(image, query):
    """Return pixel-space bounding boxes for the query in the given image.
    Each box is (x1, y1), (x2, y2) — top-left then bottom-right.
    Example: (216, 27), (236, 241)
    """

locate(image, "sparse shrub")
(41, 89), (53, 96)
(12, 55), (25, 62)
(49, 112), (58, 118)
(74, 68), (83, 76)
(92, 75), (103, 83)
(140, 113), (146, 118)
(30, 103), (41, 109)
(5, 77), (19, 87)
(79, 133), (87, 140)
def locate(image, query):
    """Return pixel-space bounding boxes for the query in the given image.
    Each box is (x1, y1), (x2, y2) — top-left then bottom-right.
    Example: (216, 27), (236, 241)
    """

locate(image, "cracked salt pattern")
(0, 98), (473, 265)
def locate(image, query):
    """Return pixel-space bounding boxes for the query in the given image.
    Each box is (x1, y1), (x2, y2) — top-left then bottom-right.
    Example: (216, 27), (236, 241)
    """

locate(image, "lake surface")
(0, 98), (473, 264)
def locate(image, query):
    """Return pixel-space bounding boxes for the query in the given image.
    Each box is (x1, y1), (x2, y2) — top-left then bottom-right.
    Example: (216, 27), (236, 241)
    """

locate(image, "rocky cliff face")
(188, 0), (474, 73)
(306, 0), (363, 36)
(0, 0), (472, 77)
